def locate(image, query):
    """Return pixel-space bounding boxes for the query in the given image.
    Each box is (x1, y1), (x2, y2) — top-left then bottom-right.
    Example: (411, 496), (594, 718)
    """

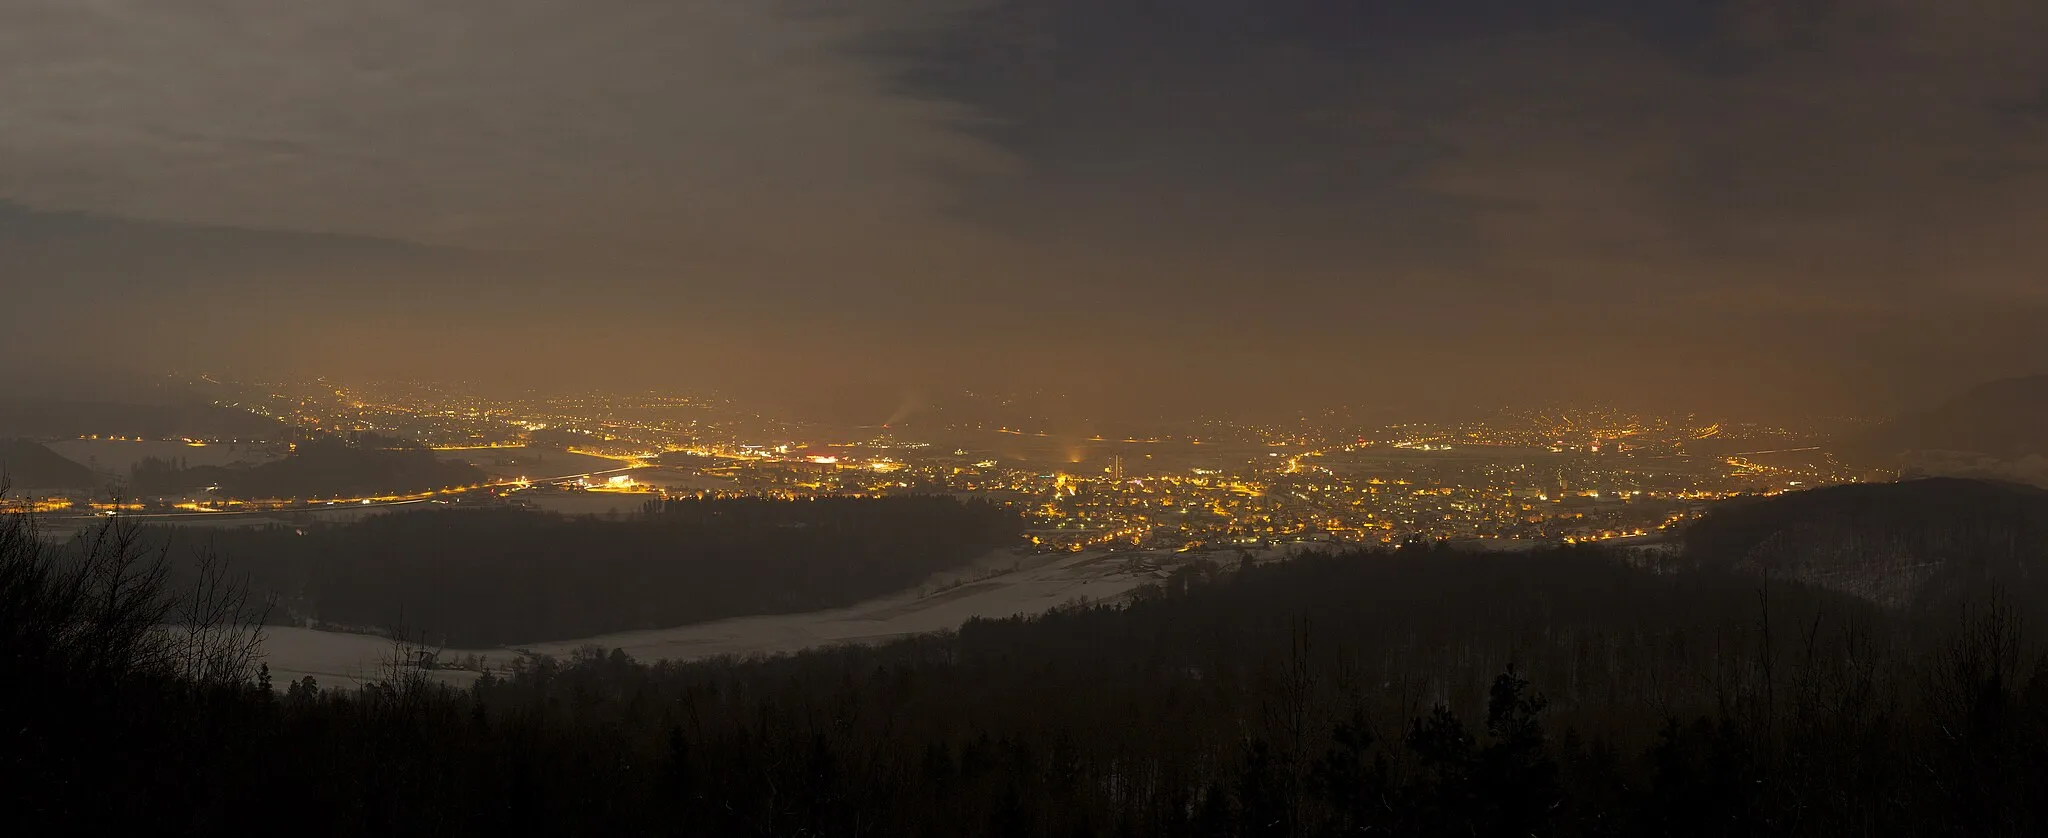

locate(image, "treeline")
(1685, 478), (2048, 562)
(174, 495), (1023, 646)
(1681, 478), (2048, 616)
(127, 437), (485, 499)
(14, 504), (2048, 834)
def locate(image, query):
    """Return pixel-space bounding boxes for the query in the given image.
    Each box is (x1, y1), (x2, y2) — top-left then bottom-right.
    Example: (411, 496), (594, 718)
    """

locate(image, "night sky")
(5, 0), (2045, 419)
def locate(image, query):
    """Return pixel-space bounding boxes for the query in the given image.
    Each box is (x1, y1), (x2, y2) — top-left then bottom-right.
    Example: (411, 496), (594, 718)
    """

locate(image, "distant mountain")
(1682, 478), (2048, 611)
(0, 439), (101, 490)
(0, 399), (284, 441)
(0, 371), (288, 442)
(1851, 374), (2048, 473)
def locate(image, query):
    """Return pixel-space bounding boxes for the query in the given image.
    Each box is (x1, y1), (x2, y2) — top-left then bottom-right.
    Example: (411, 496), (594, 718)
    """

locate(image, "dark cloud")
(0, 0), (1006, 249)
(1385, 0), (2048, 405)
(903, 0), (2048, 410)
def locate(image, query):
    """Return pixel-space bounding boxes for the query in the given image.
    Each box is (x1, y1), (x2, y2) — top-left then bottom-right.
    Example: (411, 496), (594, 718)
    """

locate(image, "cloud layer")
(0, 0), (1002, 250)
(5, 0), (2046, 417)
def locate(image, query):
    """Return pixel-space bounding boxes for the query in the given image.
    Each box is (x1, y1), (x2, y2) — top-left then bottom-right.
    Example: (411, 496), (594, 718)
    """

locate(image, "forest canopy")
(164, 495), (1023, 645)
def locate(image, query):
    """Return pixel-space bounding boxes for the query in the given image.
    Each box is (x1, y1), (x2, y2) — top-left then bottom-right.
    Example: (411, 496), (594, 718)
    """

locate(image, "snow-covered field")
(257, 545), (1310, 689)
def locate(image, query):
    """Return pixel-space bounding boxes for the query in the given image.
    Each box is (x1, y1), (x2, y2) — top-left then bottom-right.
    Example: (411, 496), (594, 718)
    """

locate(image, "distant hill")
(128, 440), (486, 500)
(0, 201), (468, 296)
(0, 439), (100, 490)
(1844, 375), (2048, 483)
(0, 399), (284, 441)
(1682, 478), (2048, 611)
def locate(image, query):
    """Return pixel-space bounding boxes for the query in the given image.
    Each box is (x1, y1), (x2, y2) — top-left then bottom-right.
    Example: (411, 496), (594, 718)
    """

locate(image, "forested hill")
(128, 439), (484, 500)
(0, 439), (99, 489)
(1837, 375), (2048, 485)
(1852, 374), (2048, 460)
(17, 518), (2048, 834)
(1682, 478), (2048, 610)
(172, 495), (1023, 645)
(0, 398), (283, 441)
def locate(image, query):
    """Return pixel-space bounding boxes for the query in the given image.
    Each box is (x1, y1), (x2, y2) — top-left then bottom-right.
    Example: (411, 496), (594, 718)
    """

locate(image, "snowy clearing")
(258, 544), (1312, 689)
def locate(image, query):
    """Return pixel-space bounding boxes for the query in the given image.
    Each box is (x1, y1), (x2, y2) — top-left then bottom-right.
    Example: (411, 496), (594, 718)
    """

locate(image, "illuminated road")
(257, 543), (1318, 688)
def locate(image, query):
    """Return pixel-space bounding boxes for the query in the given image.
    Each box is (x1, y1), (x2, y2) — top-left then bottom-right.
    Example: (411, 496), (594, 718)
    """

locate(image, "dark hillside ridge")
(0, 398), (284, 441)
(126, 439), (483, 499)
(1683, 478), (2048, 610)
(16, 524), (2048, 835)
(165, 495), (1023, 645)
(1847, 374), (2048, 462)
(0, 439), (100, 489)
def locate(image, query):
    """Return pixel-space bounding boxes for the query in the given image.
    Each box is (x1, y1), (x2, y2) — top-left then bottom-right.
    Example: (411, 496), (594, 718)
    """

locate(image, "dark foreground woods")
(181, 495), (1024, 645)
(8, 499), (2048, 835)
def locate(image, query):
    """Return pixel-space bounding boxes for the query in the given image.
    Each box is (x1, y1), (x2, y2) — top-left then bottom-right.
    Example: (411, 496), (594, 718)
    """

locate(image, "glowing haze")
(4, 0), (2046, 419)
